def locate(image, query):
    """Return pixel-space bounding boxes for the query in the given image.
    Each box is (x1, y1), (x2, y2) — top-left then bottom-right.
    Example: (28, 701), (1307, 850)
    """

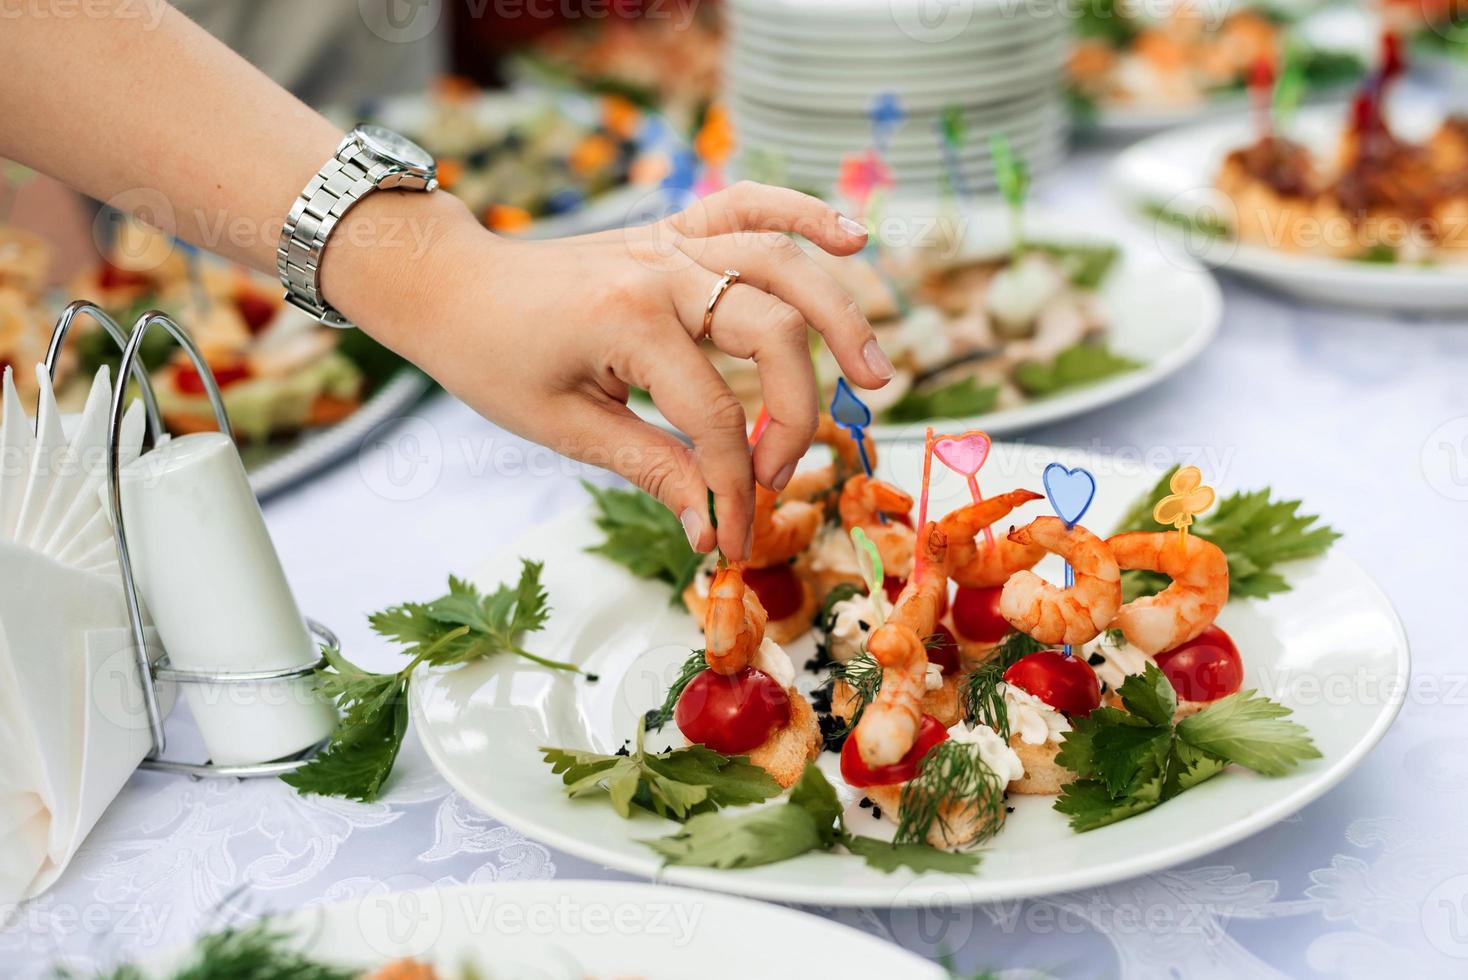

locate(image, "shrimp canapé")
(851, 524), (949, 768)
(999, 517), (1122, 646)
(1106, 531), (1229, 655)
(675, 564), (819, 787)
(780, 414), (873, 507)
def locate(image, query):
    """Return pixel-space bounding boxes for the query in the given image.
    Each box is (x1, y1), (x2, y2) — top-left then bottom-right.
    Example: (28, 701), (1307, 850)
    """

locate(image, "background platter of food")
(1111, 99), (1468, 310)
(359, 80), (673, 241)
(631, 203), (1221, 439)
(2, 217), (429, 498)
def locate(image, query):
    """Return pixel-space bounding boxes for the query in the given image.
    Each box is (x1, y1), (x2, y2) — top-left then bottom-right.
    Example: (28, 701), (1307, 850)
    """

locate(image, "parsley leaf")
(1014, 343), (1141, 398)
(883, 377), (1000, 423)
(1026, 241), (1121, 289)
(644, 763), (984, 873)
(1113, 466), (1341, 601)
(582, 480), (701, 601)
(284, 560), (574, 802)
(1175, 690), (1322, 776)
(542, 720), (781, 821)
(1053, 665), (1318, 831)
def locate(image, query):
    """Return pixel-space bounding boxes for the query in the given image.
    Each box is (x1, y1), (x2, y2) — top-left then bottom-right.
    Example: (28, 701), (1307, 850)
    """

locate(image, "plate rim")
(411, 450), (1410, 907)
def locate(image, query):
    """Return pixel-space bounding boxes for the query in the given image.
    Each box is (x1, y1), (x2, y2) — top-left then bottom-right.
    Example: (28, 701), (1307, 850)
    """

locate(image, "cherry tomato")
(840, 713), (948, 788)
(97, 263), (150, 291)
(175, 361), (251, 395)
(950, 585), (1010, 644)
(1156, 625), (1243, 703)
(675, 667), (789, 755)
(927, 623), (960, 676)
(742, 563), (805, 621)
(1004, 650), (1101, 717)
(234, 291), (277, 333)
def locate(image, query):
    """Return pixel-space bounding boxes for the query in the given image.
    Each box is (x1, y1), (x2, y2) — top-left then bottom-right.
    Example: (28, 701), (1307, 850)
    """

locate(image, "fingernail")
(679, 507), (704, 551)
(772, 462), (796, 492)
(838, 214), (868, 238)
(862, 338), (895, 381)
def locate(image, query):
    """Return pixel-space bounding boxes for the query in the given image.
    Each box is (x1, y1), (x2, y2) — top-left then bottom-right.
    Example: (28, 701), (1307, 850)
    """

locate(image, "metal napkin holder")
(43, 300), (333, 779)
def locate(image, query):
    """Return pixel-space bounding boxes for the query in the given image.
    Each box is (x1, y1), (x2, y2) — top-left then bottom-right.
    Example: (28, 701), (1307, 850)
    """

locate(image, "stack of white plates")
(724, 0), (1069, 196)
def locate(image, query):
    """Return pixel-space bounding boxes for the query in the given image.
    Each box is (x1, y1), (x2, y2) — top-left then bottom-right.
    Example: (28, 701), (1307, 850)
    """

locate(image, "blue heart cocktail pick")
(1042, 462), (1097, 657)
(830, 378), (874, 477)
(1043, 463), (1096, 530)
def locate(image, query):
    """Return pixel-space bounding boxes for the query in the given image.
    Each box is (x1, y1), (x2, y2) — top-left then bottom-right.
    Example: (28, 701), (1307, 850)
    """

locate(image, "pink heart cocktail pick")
(932, 430), (995, 547)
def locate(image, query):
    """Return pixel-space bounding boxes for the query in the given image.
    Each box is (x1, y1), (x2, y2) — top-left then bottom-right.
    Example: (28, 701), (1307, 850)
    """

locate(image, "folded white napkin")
(0, 364), (166, 906)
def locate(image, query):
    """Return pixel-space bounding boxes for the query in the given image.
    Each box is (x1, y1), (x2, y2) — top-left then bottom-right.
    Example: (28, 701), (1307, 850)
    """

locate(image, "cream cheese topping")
(827, 590), (894, 663)
(1000, 681), (1072, 746)
(1085, 634), (1152, 693)
(753, 636), (796, 690)
(806, 525), (862, 576)
(947, 722), (1027, 785)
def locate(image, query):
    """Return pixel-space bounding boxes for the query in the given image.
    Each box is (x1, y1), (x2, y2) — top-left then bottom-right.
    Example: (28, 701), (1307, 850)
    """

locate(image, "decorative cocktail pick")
(988, 134), (1030, 257)
(932, 429), (995, 548)
(850, 527), (887, 628)
(1042, 462), (1098, 658)
(936, 105), (968, 201)
(1248, 54), (1277, 138)
(749, 404), (771, 446)
(1272, 43), (1307, 130)
(836, 148), (894, 224)
(918, 427), (935, 530)
(830, 378), (874, 477)
(1153, 465), (1215, 549)
(869, 91), (907, 154)
(660, 148), (699, 211)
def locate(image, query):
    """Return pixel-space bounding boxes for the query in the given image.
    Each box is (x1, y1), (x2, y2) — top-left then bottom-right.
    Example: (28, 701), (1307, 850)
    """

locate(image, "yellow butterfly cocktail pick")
(1153, 466), (1216, 547)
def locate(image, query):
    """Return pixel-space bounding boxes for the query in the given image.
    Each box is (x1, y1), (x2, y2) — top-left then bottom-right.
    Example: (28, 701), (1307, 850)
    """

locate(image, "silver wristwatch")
(277, 125), (439, 328)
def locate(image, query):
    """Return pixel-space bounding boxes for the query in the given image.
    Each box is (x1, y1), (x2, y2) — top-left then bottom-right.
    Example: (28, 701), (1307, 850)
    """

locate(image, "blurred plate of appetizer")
(131, 881), (944, 979)
(18, 218), (431, 497)
(361, 79), (670, 241)
(506, 9), (722, 131)
(410, 443), (1405, 906)
(1110, 83), (1468, 310)
(631, 202), (1221, 440)
(1069, 0), (1369, 135)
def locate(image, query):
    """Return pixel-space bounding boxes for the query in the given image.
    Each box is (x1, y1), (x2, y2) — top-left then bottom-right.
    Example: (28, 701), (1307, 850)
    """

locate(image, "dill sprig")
(81, 920), (356, 980)
(827, 652), (883, 736)
(895, 740), (1007, 848)
(961, 631), (1047, 738)
(643, 649), (708, 732)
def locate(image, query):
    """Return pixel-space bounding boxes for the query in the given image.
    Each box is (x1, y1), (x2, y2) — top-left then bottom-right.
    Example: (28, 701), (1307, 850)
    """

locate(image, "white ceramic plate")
(630, 204), (1220, 440)
(1109, 101), (1468, 312)
(412, 444), (1408, 907)
(138, 881), (944, 978)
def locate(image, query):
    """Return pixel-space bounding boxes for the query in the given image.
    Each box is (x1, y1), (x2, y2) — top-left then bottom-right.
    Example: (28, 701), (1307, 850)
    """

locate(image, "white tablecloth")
(5, 149), (1465, 979)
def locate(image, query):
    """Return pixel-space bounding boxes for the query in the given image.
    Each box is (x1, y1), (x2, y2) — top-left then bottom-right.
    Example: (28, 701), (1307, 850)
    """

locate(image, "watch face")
(356, 125), (435, 172)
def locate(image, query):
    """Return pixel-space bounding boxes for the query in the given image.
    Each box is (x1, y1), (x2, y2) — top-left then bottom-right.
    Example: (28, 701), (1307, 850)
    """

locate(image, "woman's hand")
(328, 183), (894, 560)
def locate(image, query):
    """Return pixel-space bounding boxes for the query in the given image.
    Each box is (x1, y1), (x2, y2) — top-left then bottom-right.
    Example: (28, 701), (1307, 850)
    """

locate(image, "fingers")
(564, 400), (719, 554)
(676, 231), (894, 391)
(662, 181), (870, 256)
(624, 328), (756, 560)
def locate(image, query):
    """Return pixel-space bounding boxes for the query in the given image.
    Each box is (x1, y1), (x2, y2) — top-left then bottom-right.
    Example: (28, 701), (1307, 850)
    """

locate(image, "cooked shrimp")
(999, 517), (1122, 646)
(852, 523), (949, 768)
(781, 415), (873, 504)
(891, 522), (950, 637)
(939, 489), (1046, 589)
(1106, 531), (1229, 655)
(703, 565), (767, 675)
(854, 622), (929, 767)
(748, 484), (821, 567)
(839, 475), (916, 580)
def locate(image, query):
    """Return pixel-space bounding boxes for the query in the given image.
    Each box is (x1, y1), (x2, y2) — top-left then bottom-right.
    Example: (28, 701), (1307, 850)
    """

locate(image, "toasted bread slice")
(1006, 735), (1066, 795)
(865, 778), (1006, 849)
(746, 692), (821, 789)
(830, 672), (962, 730)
